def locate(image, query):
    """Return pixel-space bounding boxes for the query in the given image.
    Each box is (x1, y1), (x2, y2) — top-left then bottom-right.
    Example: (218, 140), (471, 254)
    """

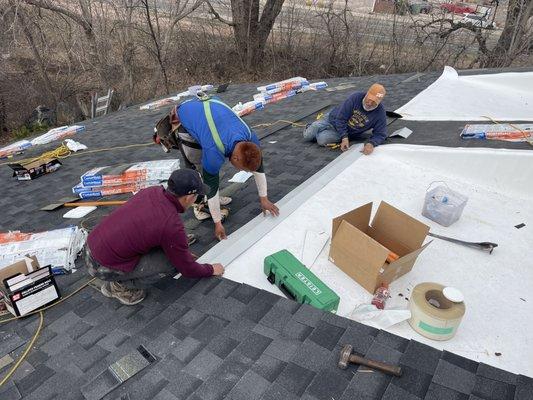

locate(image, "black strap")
(178, 137), (202, 150)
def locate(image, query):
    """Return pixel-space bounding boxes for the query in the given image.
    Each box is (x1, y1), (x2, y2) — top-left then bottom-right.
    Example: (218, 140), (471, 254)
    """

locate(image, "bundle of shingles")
(72, 159), (180, 199)
(232, 77), (327, 117)
(139, 84), (214, 110)
(460, 123), (533, 142)
(0, 125), (85, 159)
(0, 226), (87, 271)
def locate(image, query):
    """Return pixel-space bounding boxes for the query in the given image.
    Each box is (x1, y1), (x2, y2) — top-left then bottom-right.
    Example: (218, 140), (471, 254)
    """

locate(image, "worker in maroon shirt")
(85, 169), (225, 306)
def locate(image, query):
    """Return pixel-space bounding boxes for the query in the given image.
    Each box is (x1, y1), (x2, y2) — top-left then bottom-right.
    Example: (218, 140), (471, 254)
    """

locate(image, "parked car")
(461, 13), (495, 28)
(440, 2), (476, 14)
(408, 0), (432, 14)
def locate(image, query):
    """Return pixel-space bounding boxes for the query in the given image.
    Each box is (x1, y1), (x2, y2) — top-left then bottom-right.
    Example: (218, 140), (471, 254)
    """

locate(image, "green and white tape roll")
(408, 282), (465, 341)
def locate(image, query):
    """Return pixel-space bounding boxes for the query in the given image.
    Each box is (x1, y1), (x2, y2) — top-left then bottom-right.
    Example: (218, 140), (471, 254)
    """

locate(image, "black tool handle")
(349, 354), (402, 377)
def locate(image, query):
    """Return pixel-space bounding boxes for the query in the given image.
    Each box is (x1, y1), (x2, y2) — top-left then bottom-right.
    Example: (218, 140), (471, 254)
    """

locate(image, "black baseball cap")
(167, 169), (209, 196)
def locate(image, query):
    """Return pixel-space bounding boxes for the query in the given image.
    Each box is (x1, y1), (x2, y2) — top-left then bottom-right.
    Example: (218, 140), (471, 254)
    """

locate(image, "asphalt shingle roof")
(1, 68), (532, 400)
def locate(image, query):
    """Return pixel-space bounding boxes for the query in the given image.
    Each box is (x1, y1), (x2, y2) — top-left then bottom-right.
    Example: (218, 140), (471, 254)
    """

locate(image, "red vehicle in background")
(440, 2), (476, 14)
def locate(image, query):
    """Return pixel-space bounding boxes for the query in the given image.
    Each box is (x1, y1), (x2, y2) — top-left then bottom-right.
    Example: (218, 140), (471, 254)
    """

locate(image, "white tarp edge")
(395, 66), (533, 121)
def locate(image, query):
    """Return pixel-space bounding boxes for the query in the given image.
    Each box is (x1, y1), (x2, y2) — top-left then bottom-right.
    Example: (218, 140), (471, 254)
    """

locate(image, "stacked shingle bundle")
(233, 77), (327, 117)
(0, 226), (87, 270)
(72, 159), (180, 199)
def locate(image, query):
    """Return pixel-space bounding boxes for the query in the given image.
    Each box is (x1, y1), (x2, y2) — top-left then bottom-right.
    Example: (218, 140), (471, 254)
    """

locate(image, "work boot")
(219, 196), (232, 206)
(193, 204), (211, 221)
(220, 208), (230, 222)
(193, 203), (230, 222)
(100, 281), (146, 306)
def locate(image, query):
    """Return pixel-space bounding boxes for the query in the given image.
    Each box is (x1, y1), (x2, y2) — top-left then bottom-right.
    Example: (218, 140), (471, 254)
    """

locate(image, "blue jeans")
(302, 113), (340, 146)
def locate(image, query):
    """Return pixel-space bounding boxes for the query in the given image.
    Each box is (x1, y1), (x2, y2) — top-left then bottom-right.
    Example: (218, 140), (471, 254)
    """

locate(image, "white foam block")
(228, 171), (254, 183)
(63, 206), (97, 219)
(390, 127), (413, 138)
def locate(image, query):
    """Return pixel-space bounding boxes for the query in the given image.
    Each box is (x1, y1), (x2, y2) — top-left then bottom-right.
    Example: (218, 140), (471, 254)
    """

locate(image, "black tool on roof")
(216, 83), (230, 93)
(386, 110), (403, 119)
(428, 232), (498, 254)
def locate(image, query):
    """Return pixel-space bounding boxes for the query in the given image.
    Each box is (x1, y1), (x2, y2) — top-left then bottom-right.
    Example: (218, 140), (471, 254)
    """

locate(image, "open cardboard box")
(8, 157), (62, 181)
(0, 256), (61, 316)
(329, 201), (431, 293)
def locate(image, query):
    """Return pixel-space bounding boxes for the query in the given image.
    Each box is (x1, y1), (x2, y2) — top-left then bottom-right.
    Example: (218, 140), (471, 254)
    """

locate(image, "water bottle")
(371, 284), (390, 310)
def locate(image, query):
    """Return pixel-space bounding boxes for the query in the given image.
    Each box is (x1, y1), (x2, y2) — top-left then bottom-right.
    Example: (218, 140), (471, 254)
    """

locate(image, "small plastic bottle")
(371, 284), (390, 310)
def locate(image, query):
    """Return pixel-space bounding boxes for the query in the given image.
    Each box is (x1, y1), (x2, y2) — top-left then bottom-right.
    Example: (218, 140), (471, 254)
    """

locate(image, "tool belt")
(154, 105), (201, 149)
(153, 105), (202, 171)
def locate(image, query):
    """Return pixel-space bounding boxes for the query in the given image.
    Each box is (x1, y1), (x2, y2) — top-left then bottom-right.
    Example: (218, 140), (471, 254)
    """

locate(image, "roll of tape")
(408, 282), (465, 341)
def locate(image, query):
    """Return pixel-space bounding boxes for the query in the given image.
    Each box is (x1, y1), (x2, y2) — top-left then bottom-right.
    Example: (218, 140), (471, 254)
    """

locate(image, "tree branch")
(19, 0), (92, 33)
(206, 1), (235, 26)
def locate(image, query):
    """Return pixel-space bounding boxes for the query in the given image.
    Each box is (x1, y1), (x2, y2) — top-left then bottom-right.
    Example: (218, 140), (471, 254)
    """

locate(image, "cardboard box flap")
(0, 256), (39, 285)
(382, 240), (433, 282)
(330, 220), (389, 290)
(372, 201), (429, 250)
(7, 266), (51, 292)
(367, 226), (411, 257)
(332, 202), (372, 238)
(396, 240), (432, 264)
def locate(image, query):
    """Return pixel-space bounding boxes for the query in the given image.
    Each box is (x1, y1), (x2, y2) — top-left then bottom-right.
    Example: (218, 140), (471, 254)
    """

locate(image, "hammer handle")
(64, 201), (127, 207)
(349, 354), (402, 377)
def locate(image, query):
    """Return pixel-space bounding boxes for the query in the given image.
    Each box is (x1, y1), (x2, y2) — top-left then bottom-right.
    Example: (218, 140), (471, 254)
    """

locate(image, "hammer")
(338, 344), (402, 377)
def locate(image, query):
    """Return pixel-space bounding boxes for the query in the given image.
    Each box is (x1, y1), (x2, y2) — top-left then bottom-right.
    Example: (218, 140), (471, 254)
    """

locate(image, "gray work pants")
(85, 245), (175, 289)
(176, 130), (209, 205)
(177, 130), (202, 172)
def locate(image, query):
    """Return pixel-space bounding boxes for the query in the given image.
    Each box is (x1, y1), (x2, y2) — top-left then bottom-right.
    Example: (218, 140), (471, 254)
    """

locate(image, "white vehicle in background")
(461, 13), (496, 29)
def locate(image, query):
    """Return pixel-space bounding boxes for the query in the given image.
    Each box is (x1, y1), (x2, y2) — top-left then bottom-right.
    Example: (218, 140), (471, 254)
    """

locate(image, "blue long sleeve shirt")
(177, 98), (260, 175)
(328, 92), (387, 146)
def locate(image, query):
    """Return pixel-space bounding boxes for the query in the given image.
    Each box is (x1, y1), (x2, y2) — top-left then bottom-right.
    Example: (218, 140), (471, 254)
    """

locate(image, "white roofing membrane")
(395, 66), (533, 121)
(202, 144), (533, 376)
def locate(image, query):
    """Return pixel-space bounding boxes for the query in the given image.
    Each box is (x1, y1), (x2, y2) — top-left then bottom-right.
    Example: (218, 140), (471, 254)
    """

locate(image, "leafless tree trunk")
(142, 0), (170, 94)
(10, 4), (57, 103)
(481, 0), (533, 67)
(141, 0), (205, 96)
(208, 0), (285, 69)
(0, 95), (6, 135)
(119, 1), (137, 103)
(411, 0), (532, 69)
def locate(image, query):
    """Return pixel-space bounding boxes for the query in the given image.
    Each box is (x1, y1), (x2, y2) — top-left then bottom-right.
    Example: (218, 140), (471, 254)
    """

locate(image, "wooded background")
(0, 0), (531, 137)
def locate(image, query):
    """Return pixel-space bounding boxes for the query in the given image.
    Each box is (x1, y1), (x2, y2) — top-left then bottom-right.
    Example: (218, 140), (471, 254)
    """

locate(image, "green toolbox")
(264, 249), (340, 313)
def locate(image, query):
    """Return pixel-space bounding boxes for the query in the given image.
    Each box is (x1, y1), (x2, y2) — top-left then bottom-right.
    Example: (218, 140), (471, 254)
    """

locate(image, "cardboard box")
(329, 201), (431, 294)
(0, 256), (61, 316)
(8, 158), (62, 181)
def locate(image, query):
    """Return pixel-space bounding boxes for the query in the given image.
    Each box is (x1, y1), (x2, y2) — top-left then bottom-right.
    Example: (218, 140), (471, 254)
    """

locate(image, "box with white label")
(0, 256), (61, 317)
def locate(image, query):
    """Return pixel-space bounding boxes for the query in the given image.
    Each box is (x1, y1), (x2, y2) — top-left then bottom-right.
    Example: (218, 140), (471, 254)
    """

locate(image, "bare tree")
(140, 0), (205, 95)
(18, 0), (111, 87)
(412, 0), (532, 69)
(481, 0), (533, 67)
(207, 0), (286, 69)
(8, 3), (57, 103)
(107, 0), (141, 104)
